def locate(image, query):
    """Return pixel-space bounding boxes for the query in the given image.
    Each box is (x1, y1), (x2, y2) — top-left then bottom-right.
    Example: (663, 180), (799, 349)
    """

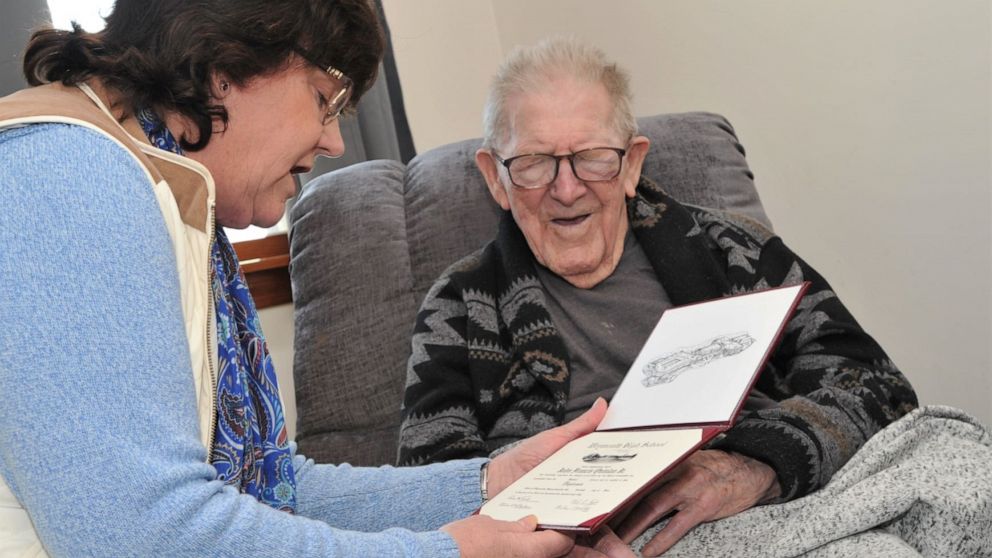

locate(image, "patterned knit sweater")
(398, 178), (918, 502)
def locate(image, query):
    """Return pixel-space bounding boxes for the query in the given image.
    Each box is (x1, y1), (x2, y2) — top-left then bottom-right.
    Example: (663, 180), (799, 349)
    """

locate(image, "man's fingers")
(611, 451), (780, 556)
(590, 526), (637, 557)
(615, 488), (680, 543)
(569, 526), (636, 558)
(639, 507), (706, 557)
(567, 546), (610, 558)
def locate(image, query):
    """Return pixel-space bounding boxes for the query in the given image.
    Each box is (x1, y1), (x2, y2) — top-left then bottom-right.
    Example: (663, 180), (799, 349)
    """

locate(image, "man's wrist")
(758, 477), (782, 504)
(729, 450), (781, 504)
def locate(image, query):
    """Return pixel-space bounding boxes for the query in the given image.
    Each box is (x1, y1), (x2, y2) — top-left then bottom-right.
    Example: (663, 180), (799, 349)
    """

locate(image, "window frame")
(232, 234), (293, 309)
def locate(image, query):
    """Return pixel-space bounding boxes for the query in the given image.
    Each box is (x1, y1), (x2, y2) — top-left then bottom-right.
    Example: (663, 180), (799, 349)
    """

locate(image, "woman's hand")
(615, 450), (780, 556)
(449, 399), (626, 558)
(441, 515), (577, 558)
(486, 398), (607, 497)
(441, 514), (634, 558)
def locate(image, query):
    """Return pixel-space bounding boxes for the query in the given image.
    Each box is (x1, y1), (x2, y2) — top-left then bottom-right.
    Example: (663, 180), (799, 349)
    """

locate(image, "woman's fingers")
(559, 397), (608, 438)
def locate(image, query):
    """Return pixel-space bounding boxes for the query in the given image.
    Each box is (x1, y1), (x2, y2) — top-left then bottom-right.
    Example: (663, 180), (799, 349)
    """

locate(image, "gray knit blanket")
(631, 406), (992, 557)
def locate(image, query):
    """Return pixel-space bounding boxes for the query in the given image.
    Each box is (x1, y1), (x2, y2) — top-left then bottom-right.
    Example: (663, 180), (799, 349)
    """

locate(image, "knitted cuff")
(709, 418), (820, 503)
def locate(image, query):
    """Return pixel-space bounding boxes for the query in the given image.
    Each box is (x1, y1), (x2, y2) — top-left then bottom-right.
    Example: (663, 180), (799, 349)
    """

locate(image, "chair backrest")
(289, 112), (770, 465)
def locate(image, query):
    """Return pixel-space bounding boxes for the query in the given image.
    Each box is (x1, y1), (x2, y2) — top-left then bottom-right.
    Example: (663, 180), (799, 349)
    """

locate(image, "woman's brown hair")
(24, 0), (384, 151)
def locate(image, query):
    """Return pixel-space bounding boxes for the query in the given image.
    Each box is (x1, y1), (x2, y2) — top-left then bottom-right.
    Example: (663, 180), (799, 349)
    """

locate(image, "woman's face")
(185, 61), (347, 229)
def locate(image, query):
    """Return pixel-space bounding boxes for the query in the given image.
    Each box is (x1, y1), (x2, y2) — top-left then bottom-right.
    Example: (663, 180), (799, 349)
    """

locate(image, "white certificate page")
(479, 429), (702, 528)
(597, 284), (804, 431)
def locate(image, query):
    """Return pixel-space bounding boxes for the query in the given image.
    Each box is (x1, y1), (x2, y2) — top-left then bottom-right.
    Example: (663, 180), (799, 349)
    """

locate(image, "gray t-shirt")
(535, 230), (672, 421)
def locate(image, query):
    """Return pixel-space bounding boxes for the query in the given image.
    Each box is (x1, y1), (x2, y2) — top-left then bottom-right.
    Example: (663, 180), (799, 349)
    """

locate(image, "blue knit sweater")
(0, 123), (478, 557)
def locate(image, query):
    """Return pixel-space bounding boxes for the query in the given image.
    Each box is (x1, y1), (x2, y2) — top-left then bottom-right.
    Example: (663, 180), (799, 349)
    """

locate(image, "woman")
(0, 1), (614, 556)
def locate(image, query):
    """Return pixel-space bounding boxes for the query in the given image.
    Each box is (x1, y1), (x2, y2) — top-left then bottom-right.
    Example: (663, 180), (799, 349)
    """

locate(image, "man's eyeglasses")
(492, 147), (627, 189)
(295, 47), (354, 125)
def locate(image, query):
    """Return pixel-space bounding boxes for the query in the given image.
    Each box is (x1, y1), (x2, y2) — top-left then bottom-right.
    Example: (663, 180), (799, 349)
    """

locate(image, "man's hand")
(486, 398), (607, 497)
(568, 526), (637, 558)
(442, 515), (578, 558)
(615, 449), (780, 556)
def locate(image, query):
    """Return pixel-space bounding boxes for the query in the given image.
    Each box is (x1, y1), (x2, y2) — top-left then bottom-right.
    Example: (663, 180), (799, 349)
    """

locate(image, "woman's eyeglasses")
(294, 47), (354, 125)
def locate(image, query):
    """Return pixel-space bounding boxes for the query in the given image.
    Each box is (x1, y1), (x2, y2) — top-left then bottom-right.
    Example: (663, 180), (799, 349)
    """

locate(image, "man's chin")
(546, 259), (615, 289)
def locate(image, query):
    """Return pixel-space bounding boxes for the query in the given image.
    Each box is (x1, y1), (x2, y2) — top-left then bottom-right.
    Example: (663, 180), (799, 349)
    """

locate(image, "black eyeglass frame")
(492, 147), (628, 189)
(293, 47), (354, 125)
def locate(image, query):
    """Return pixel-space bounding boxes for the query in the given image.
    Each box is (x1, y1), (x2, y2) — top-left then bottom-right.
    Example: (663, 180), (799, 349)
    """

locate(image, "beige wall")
(382, 0), (504, 150)
(261, 304), (297, 440)
(380, 0), (992, 425)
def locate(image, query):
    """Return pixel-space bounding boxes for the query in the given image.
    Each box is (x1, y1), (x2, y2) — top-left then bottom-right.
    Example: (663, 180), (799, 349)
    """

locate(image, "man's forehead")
(501, 117), (621, 155)
(499, 80), (617, 147)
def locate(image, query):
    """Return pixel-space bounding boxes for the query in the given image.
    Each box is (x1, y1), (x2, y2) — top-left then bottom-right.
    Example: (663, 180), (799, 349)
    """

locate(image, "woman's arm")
(0, 124), (462, 557)
(294, 454), (485, 532)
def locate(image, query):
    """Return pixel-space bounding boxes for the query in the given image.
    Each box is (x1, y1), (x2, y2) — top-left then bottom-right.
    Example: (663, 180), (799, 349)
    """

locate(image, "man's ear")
(476, 149), (511, 210)
(622, 136), (651, 198)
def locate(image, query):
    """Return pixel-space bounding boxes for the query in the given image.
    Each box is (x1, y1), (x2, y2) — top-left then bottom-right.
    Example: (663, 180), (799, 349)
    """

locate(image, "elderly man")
(398, 37), (917, 555)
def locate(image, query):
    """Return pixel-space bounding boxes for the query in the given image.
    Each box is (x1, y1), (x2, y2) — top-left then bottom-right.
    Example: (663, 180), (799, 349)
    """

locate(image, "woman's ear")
(476, 148), (511, 210)
(210, 72), (234, 99)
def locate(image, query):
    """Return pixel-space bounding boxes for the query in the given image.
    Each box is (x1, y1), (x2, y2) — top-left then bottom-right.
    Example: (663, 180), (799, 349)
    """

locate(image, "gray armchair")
(288, 112), (771, 466)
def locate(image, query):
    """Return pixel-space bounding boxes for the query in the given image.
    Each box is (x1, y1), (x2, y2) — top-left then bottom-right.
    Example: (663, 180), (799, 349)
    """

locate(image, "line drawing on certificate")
(641, 333), (755, 387)
(582, 453), (638, 463)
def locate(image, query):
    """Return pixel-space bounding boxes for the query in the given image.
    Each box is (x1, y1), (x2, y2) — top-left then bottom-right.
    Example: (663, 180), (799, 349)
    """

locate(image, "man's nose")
(548, 158), (586, 205)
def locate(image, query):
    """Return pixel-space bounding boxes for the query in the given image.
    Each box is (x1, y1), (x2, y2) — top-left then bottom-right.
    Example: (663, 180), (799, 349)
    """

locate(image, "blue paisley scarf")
(137, 108), (298, 512)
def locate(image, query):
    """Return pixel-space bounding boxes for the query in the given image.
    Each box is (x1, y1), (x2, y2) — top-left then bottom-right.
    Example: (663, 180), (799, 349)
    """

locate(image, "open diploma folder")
(478, 282), (809, 532)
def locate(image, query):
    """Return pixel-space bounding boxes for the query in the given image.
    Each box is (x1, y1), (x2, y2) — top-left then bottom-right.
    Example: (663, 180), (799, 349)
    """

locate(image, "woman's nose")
(318, 118), (346, 159)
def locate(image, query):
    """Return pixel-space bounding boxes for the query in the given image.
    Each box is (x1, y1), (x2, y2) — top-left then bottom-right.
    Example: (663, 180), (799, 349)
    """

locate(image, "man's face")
(476, 78), (649, 289)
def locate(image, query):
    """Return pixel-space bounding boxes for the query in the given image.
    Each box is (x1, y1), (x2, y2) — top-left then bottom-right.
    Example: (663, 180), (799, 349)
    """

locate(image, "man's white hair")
(481, 36), (637, 150)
